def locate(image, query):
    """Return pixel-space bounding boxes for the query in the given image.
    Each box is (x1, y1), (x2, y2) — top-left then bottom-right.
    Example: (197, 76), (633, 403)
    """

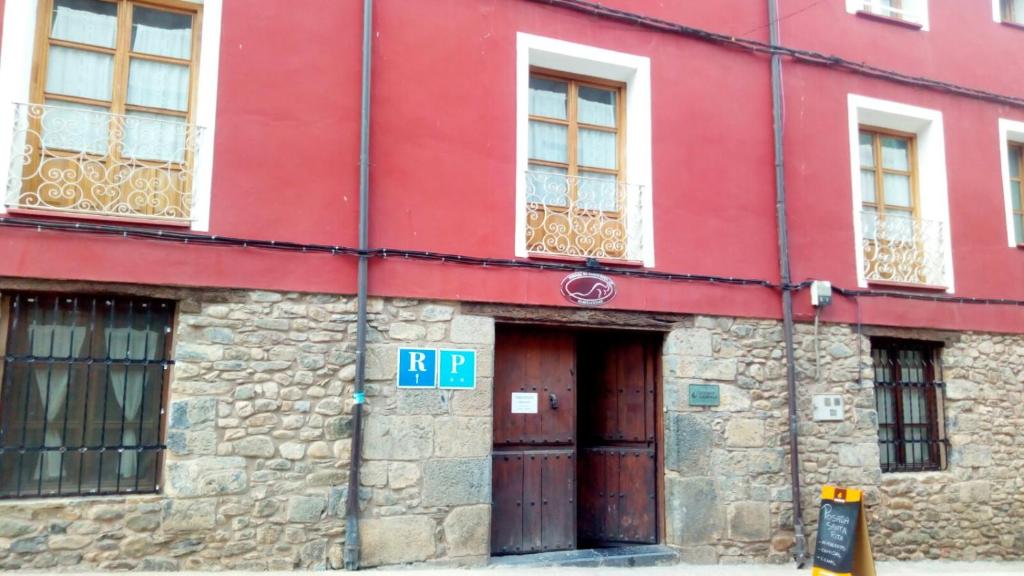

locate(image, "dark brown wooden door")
(577, 333), (658, 546)
(491, 327), (659, 556)
(492, 328), (576, 555)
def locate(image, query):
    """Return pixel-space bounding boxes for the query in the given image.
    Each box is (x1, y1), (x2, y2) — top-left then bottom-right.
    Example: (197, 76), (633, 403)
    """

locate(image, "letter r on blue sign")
(397, 348), (437, 388)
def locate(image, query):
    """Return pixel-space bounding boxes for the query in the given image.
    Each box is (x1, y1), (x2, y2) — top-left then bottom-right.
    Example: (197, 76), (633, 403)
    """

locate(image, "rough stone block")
(450, 315), (494, 344)
(389, 462), (421, 489)
(360, 515), (436, 567)
(423, 458), (490, 506)
(665, 413), (712, 475)
(166, 457), (248, 497)
(665, 328), (713, 357)
(727, 501), (770, 541)
(175, 343), (224, 362)
(420, 305), (455, 322)
(433, 417), (491, 458)
(363, 416), (433, 461)
(676, 358), (738, 381)
(443, 505), (490, 557)
(0, 518), (36, 538)
(956, 446), (993, 468)
(287, 495), (327, 523)
(234, 436), (276, 458)
(945, 379), (978, 400)
(162, 499), (217, 532)
(166, 430), (217, 456)
(168, 397), (218, 430)
(389, 322), (427, 341)
(49, 534), (91, 551)
(665, 476), (719, 546)
(960, 480), (991, 503)
(837, 443), (879, 467)
(725, 419), (766, 448)
(397, 391), (450, 415)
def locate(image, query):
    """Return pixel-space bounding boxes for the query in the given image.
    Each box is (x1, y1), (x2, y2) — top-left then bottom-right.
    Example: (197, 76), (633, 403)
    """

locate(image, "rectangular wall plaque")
(510, 392), (538, 414)
(688, 383), (720, 407)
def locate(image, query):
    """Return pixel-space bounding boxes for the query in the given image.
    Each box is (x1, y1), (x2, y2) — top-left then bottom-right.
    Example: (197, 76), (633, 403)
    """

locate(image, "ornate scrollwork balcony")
(862, 211), (945, 286)
(525, 170), (643, 261)
(6, 102), (201, 223)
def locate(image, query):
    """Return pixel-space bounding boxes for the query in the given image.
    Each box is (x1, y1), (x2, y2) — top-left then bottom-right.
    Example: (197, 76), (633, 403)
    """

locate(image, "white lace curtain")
(43, 0), (191, 162)
(29, 320), (157, 484)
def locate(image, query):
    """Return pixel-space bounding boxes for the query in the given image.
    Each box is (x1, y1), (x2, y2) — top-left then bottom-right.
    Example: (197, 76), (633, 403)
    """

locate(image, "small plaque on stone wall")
(688, 384), (720, 406)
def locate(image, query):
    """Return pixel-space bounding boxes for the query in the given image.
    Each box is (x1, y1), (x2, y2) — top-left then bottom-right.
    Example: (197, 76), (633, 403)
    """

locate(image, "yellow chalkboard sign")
(811, 485), (875, 576)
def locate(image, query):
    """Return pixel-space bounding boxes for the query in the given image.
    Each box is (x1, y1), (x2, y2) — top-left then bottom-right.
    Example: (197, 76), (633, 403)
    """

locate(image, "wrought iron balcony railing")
(862, 211), (945, 286)
(525, 170), (644, 261)
(6, 102), (201, 223)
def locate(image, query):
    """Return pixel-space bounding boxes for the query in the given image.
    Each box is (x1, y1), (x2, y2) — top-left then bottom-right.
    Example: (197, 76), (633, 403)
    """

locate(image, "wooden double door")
(491, 327), (660, 556)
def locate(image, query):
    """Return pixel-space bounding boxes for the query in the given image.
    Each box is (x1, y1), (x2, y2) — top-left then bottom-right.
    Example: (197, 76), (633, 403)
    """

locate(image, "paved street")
(43, 561), (1024, 576)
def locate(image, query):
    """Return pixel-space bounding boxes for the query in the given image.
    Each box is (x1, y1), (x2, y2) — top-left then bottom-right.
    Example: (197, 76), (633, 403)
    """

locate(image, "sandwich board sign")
(811, 485), (876, 576)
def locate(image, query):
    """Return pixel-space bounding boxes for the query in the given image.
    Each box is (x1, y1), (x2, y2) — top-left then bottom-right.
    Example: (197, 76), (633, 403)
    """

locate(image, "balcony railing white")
(6, 102), (202, 223)
(525, 170), (643, 261)
(862, 211), (945, 286)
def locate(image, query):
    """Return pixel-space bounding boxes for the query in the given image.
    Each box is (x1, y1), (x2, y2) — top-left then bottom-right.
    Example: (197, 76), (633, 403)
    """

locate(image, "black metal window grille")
(0, 293), (173, 499)
(871, 338), (948, 473)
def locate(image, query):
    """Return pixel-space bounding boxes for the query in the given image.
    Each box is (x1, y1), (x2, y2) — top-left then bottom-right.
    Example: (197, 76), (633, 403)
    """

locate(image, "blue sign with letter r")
(397, 348), (437, 388)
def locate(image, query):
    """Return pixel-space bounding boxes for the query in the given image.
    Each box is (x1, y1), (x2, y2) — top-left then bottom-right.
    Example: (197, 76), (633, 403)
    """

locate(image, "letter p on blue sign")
(439, 349), (476, 389)
(397, 348), (437, 388)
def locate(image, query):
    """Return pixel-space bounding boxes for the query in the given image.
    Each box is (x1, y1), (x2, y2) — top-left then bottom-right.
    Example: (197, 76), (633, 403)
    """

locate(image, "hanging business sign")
(560, 272), (617, 307)
(811, 485), (876, 576)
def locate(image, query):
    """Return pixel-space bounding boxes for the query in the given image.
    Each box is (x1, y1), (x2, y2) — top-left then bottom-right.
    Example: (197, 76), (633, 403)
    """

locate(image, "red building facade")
(0, 0), (1021, 570)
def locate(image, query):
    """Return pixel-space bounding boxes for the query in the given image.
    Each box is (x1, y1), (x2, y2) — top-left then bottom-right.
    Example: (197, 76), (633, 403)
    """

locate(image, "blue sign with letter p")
(397, 348), (437, 388)
(438, 349), (476, 389)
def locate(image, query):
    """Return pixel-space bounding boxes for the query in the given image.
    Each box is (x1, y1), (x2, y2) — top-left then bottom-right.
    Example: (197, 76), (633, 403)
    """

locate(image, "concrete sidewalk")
(47, 562), (1024, 576)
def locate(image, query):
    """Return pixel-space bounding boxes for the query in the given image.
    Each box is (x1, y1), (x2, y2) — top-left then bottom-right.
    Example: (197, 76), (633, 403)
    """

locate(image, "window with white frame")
(998, 119), (1024, 246)
(516, 33), (654, 266)
(997, 0), (1024, 24)
(848, 95), (953, 290)
(847, 0), (929, 28)
(0, 0), (221, 230)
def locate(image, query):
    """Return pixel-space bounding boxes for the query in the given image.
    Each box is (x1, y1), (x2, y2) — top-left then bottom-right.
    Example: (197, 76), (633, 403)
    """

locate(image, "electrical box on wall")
(812, 394), (844, 421)
(810, 280), (832, 307)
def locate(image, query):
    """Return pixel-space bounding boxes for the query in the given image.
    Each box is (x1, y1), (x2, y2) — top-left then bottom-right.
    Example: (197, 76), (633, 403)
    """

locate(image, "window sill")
(5, 207), (192, 229)
(855, 10), (924, 30)
(866, 279), (948, 292)
(526, 252), (646, 268)
(1000, 20), (1024, 31)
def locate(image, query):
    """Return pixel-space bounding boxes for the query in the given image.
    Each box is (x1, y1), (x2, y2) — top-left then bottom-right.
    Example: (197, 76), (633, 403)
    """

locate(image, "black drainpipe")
(343, 0), (373, 569)
(768, 0), (808, 567)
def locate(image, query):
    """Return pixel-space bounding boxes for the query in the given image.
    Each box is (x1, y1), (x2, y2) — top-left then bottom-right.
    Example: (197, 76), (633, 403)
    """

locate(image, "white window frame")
(0, 0), (222, 232)
(515, 32), (654, 267)
(845, 0), (930, 30)
(998, 119), (1024, 247)
(847, 94), (954, 291)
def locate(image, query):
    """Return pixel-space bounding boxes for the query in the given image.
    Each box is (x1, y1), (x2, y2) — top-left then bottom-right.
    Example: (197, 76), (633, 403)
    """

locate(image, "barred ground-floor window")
(0, 293), (173, 499)
(871, 338), (948, 472)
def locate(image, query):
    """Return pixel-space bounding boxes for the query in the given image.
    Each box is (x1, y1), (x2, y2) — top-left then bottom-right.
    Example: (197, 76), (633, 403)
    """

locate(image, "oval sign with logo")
(560, 272), (616, 307)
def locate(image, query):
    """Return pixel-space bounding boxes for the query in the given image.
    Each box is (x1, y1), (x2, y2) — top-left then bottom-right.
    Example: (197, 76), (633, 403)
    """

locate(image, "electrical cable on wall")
(6, 216), (1024, 311)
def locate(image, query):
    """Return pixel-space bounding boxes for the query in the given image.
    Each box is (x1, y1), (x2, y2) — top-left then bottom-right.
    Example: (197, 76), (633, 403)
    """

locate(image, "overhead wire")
(7, 216), (1024, 310)
(526, 0), (1024, 110)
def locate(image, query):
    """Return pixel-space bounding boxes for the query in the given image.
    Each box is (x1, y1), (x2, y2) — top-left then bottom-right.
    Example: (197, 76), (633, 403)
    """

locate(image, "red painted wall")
(2, 0), (1023, 333)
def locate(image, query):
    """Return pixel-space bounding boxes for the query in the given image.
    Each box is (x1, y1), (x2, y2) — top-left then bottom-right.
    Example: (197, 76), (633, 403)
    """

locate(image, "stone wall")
(665, 315), (1024, 563)
(0, 288), (495, 570)
(0, 282), (1020, 570)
